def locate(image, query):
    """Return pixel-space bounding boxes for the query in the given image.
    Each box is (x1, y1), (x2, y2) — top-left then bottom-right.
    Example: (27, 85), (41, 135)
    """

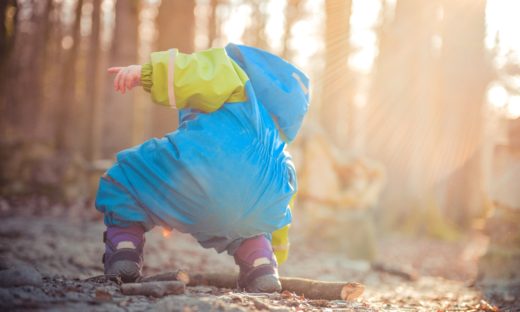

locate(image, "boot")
(234, 235), (282, 293)
(103, 225), (145, 283)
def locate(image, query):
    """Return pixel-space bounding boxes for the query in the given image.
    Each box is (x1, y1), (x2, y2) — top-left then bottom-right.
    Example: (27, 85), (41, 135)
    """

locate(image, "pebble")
(503, 292), (515, 302)
(0, 265), (43, 288)
(0, 288), (15, 307)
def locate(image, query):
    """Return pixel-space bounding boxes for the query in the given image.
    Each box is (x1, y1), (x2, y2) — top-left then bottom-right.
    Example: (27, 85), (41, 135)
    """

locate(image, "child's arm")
(108, 48), (248, 113)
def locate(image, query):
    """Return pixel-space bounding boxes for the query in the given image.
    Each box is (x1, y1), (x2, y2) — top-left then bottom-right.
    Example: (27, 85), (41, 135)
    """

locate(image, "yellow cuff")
(141, 63), (153, 93)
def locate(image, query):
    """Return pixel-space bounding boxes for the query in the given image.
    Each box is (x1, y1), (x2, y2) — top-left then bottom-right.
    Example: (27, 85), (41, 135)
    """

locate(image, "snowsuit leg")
(96, 164), (156, 231)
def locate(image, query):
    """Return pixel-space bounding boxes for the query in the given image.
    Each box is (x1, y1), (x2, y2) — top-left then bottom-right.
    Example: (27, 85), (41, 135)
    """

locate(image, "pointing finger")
(117, 68), (127, 93)
(114, 68), (125, 91)
(107, 67), (123, 74)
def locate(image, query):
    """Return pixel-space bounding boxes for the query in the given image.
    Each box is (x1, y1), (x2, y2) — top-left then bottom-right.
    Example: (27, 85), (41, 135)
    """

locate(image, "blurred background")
(1, 0), (519, 290)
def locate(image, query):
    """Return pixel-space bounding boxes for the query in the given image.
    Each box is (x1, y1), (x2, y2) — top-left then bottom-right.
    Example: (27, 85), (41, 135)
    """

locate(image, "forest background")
(1, 0), (520, 289)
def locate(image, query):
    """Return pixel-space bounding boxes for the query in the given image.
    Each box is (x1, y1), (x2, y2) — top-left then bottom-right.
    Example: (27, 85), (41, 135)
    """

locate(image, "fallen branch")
(121, 280), (185, 297)
(187, 272), (364, 301)
(188, 272), (236, 289)
(280, 277), (364, 301)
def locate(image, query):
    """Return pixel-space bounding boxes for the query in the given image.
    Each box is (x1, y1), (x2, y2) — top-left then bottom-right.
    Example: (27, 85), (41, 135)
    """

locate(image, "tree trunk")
(101, 0), (139, 158)
(149, 0), (195, 138)
(34, 0), (56, 142)
(437, 0), (491, 227)
(1, 0), (52, 143)
(321, 0), (353, 148)
(55, 0), (83, 152)
(0, 0), (17, 71)
(0, 0), (18, 139)
(281, 0), (304, 60)
(367, 0), (440, 225)
(478, 120), (520, 286)
(367, 0), (490, 232)
(241, 0), (268, 50)
(206, 0), (219, 49)
(85, 0), (103, 162)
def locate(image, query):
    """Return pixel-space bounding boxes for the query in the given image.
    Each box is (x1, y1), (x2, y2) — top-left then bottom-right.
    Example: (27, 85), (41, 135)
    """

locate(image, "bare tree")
(282, 0), (304, 60)
(207, 0), (220, 49)
(1, 0), (52, 142)
(321, 0), (353, 148)
(0, 0), (17, 73)
(0, 0), (18, 139)
(149, 0), (196, 138)
(85, 0), (103, 161)
(101, 0), (139, 158)
(367, 0), (490, 233)
(55, 0), (84, 152)
(437, 0), (491, 227)
(367, 0), (441, 225)
(241, 0), (268, 49)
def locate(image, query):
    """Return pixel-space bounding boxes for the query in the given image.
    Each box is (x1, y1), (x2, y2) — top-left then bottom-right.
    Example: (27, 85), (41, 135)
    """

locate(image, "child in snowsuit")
(96, 43), (310, 292)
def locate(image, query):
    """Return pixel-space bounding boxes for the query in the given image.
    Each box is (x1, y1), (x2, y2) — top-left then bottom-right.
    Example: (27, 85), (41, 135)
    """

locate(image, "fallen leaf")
(95, 288), (112, 301)
(281, 290), (294, 299)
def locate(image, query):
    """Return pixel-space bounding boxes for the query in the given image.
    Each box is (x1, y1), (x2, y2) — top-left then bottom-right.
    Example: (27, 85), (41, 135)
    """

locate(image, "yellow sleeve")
(272, 195), (295, 265)
(142, 48), (248, 112)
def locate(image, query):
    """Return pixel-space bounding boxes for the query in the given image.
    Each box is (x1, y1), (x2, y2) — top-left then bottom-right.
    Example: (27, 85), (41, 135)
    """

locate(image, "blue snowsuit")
(95, 43), (310, 256)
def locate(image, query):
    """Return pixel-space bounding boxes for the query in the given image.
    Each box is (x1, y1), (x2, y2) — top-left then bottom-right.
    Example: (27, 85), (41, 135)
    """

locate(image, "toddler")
(96, 43), (310, 292)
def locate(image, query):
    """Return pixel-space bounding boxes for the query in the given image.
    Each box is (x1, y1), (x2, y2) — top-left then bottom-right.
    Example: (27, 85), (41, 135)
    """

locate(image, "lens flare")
(162, 228), (172, 238)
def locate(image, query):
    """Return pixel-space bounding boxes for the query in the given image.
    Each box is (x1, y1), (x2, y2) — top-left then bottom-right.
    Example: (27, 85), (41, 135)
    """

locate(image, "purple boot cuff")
(234, 235), (280, 292)
(106, 225), (145, 248)
(234, 235), (276, 266)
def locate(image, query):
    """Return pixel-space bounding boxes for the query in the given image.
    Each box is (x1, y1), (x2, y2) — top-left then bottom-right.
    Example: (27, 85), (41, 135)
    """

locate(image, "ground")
(0, 199), (518, 311)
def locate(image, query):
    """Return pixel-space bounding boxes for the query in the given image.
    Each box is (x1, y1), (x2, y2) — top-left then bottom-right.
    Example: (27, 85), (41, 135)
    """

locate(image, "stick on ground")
(187, 272), (364, 301)
(281, 277), (364, 301)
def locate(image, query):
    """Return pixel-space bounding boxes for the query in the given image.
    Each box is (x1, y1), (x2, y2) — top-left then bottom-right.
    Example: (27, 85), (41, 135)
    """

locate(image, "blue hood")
(225, 43), (310, 142)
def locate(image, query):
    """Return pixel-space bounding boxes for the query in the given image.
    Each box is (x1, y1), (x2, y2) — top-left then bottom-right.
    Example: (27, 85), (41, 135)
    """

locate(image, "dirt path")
(0, 211), (516, 311)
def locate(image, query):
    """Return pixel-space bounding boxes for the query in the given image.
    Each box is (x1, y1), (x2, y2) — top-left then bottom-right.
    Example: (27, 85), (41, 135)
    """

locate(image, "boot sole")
(105, 260), (141, 283)
(246, 274), (282, 293)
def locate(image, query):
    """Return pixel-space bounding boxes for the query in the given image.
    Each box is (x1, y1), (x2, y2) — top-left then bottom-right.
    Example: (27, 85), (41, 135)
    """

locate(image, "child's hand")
(108, 65), (142, 94)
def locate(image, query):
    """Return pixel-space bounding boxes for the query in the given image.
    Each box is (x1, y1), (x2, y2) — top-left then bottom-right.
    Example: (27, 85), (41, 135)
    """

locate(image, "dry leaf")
(95, 288), (112, 301)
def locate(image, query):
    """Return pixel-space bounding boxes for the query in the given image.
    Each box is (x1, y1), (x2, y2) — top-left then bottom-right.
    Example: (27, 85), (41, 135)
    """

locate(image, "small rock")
(0, 266), (43, 288)
(503, 292), (515, 302)
(95, 287), (113, 301)
(0, 199), (10, 214)
(0, 257), (10, 270)
(0, 288), (15, 308)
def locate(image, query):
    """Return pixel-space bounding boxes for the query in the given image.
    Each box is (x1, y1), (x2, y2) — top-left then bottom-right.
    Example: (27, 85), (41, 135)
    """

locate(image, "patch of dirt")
(0, 209), (517, 311)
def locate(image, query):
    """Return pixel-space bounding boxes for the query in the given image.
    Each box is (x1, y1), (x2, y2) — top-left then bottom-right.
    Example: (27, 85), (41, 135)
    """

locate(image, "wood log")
(121, 281), (185, 297)
(281, 277), (364, 301)
(188, 272), (237, 289)
(187, 272), (364, 301)
(138, 270), (190, 284)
